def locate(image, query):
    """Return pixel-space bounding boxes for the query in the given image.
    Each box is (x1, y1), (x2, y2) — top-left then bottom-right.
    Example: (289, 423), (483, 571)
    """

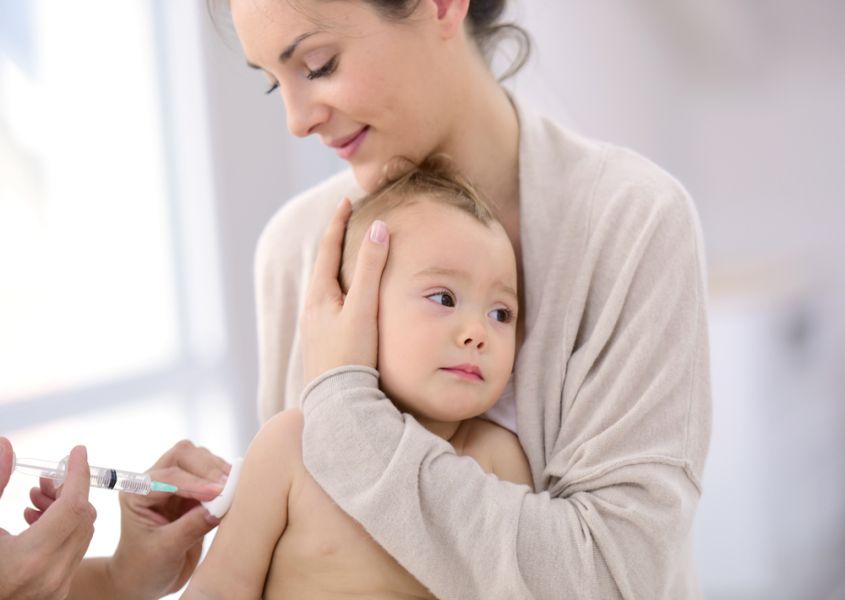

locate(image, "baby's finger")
(308, 198), (352, 300)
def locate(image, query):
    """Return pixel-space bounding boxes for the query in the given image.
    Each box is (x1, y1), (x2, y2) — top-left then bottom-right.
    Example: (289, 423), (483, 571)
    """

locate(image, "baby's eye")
(488, 308), (513, 323)
(426, 291), (455, 307)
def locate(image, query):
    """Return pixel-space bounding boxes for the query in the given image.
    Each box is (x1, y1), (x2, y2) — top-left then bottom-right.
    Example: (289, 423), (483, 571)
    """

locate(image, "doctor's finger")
(61, 445), (92, 504)
(146, 465), (224, 502)
(39, 475), (59, 500)
(22, 486), (96, 554)
(29, 485), (56, 512)
(0, 437), (13, 496)
(308, 198), (352, 300)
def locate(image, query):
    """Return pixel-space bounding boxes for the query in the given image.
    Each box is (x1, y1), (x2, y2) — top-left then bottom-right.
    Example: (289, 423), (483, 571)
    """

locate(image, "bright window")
(0, 3), (234, 591)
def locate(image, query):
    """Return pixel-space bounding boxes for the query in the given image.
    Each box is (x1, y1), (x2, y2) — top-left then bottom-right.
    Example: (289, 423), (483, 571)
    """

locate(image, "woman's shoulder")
(522, 106), (697, 228)
(256, 169), (361, 271)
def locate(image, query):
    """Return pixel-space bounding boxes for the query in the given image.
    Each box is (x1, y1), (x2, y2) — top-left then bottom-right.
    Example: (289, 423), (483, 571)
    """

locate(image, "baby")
(183, 157), (532, 599)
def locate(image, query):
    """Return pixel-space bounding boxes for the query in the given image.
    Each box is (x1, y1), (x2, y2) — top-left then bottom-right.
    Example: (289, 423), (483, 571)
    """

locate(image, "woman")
(232, 0), (711, 597)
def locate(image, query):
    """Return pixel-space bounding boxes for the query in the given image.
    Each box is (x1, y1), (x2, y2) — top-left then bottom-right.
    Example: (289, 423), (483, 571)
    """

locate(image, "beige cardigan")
(254, 99), (711, 599)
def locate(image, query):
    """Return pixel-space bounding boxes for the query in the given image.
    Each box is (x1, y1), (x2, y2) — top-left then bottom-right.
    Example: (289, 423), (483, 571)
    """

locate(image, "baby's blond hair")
(340, 155), (498, 291)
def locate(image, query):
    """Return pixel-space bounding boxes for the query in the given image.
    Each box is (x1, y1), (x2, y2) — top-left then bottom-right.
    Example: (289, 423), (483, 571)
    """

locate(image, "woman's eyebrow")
(245, 31), (320, 70)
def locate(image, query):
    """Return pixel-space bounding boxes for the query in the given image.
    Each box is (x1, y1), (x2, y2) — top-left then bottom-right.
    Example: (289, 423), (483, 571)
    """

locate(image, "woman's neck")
(438, 63), (521, 220)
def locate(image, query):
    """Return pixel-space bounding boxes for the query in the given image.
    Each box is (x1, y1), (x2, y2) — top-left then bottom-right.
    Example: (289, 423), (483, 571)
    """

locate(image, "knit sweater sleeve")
(300, 157), (710, 598)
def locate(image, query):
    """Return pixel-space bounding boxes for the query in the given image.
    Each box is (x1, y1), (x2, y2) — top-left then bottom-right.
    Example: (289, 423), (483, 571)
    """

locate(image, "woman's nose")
(283, 88), (329, 138)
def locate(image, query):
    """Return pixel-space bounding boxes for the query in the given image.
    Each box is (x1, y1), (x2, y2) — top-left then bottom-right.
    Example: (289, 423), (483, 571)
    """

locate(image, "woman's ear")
(428, 0), (470, 38)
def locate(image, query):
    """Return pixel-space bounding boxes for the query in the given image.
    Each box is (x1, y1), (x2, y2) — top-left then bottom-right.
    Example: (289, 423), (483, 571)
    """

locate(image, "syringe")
(12, 454), (178, 496)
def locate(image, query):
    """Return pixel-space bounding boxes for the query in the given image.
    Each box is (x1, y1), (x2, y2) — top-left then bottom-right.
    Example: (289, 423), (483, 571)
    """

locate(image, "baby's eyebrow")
(413, 267), (518, 304)
(413, 266), (468, 280)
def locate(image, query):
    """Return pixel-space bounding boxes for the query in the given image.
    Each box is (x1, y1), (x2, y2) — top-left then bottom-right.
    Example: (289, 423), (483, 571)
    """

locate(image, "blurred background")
(1, 1), (843, 598)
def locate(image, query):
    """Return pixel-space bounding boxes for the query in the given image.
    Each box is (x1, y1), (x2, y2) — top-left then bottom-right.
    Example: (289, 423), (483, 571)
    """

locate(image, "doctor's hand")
(0, 437), (95, 600)
(103, 440), (230, 599)
(301, 198), (390, 384)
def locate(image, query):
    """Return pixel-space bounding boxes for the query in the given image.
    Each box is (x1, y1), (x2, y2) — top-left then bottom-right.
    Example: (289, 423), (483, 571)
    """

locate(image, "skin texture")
(183, 200), (532, 598)
(0, 436), (230, 600)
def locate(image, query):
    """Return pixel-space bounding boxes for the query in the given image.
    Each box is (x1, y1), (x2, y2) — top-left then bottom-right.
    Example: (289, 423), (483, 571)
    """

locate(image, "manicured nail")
(370, 220), (387, 244)
(204, 510), (221, 525)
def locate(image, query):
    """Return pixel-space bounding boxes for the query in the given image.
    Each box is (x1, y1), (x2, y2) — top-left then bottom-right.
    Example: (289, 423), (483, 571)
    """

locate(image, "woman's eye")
(426, 291), (455, 308)
(488, 308), (513, 323)
(306, 56), (338, 81)
(264, 81), (279, 95)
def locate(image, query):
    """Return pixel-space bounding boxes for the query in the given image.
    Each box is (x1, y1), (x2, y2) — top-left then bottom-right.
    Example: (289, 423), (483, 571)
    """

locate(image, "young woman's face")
(230, 0), (459, 191)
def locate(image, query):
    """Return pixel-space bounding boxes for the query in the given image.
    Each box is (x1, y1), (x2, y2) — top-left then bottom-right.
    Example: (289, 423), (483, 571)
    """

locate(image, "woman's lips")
(334, 126), (369, 160)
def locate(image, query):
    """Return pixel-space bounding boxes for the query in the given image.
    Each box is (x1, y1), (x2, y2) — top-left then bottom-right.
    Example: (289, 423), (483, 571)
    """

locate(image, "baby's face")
(377, 200), (518, 425)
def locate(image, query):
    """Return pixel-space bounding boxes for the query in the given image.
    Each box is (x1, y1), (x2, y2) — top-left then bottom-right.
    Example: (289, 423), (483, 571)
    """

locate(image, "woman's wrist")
(101, 552), (156, 600)
(67, 557), (147, 600)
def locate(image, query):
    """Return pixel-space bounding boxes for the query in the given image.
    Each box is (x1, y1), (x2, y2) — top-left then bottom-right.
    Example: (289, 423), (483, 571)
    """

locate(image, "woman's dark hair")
(360, 0), (531, 80)
(208, 0), (531, 81)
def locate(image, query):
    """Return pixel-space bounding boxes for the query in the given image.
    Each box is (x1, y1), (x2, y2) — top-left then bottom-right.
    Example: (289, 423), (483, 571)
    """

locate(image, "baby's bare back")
(263, 459), (435, 599)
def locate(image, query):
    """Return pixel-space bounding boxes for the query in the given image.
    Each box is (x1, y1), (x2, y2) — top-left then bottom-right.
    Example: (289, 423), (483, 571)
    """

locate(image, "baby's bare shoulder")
(459, 419), (534, 489)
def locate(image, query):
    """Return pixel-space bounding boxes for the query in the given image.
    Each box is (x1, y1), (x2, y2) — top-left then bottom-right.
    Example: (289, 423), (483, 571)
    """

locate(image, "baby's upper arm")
(183, 409), (305, 599)
(462, 419), (534, 490)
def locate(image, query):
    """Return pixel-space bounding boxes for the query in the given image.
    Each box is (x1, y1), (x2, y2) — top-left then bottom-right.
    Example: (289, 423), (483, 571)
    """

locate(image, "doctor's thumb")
(0, 437), (12, 495)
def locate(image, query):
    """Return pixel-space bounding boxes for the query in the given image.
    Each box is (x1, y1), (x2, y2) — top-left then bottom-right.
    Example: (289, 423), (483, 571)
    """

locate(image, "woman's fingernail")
(370, 220), (387, 244)
(204, 510), (222, 525)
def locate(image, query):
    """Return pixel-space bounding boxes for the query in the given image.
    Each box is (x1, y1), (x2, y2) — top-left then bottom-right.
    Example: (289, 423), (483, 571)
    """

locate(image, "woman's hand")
(0, 438), (95, 600)
(301, 198), (390, 384)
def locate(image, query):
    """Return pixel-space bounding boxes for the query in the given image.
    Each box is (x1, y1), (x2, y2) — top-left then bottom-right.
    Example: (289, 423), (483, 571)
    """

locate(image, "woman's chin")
(351, 162), (384, 193)
(351, 154), (420, 193)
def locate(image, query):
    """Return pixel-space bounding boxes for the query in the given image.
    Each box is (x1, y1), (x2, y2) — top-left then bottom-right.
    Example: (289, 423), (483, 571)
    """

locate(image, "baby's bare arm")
(182, 409), (305, 599)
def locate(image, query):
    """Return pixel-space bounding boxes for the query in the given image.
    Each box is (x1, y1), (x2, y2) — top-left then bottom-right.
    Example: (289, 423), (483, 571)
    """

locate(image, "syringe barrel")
(57, 457), (152, 495)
